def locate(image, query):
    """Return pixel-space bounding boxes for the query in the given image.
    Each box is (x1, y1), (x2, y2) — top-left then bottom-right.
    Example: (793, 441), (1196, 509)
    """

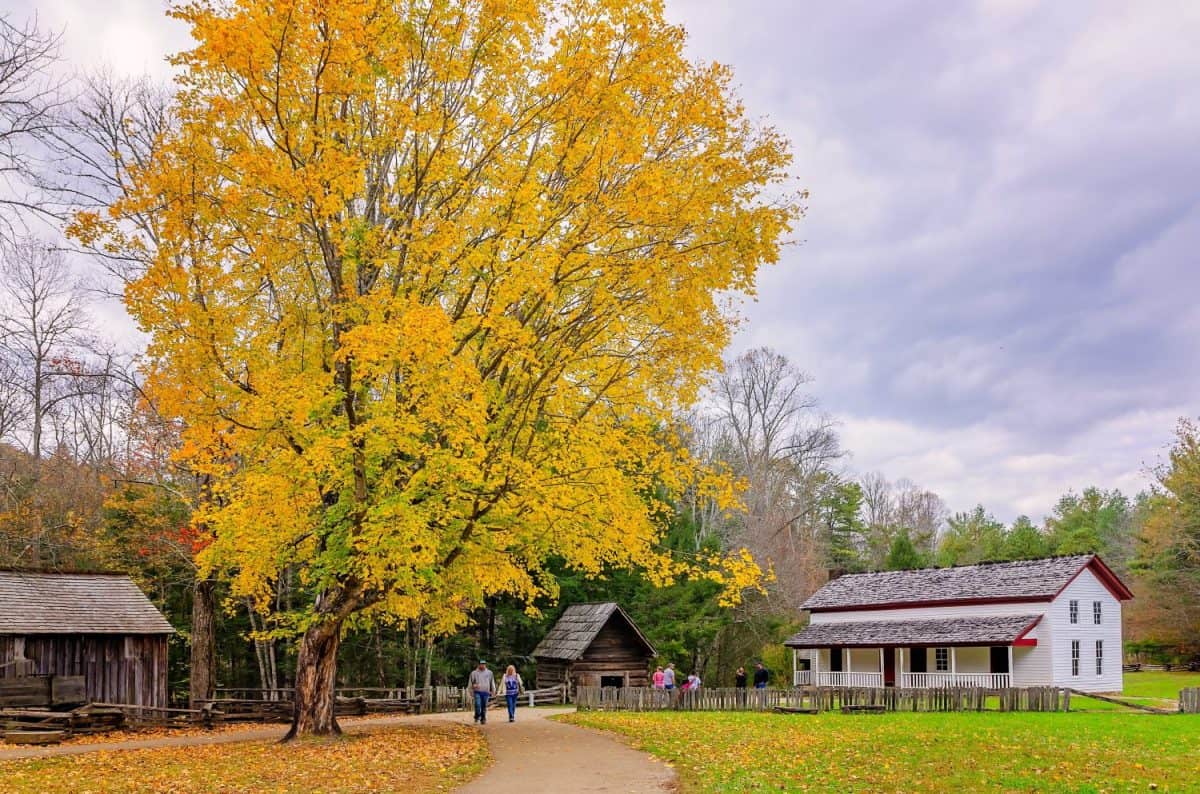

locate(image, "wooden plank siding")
(0, 635), (168, 708)
(536, 619), (653, 690)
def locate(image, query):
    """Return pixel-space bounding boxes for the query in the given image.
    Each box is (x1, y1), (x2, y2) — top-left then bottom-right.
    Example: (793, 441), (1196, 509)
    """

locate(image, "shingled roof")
(532, 602), (656, 661)
(784, 614), (1042, 648)
(802, 554), (1132, 612)
(0, 570), (174, 635)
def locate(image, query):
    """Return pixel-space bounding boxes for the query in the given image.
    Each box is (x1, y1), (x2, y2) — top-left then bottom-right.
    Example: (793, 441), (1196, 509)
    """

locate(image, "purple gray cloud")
(670, 0), (1200, 519)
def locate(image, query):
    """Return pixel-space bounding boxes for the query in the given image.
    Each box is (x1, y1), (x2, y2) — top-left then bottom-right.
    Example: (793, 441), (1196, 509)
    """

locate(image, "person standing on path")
(662, 663), (676, 690)
(734, 666), (747, 688)
(469, 660), (496, 724)
(652, 666), (665, 689)
(502, 665), (523, 722)
(753, 662), (769, 689)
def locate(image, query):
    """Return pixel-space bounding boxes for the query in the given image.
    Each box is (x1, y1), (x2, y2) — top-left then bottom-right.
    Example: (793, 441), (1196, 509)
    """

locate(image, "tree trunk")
(284, 616), (343, 740)
(189, 576), (217, 708)
(423, 633), (434, 690)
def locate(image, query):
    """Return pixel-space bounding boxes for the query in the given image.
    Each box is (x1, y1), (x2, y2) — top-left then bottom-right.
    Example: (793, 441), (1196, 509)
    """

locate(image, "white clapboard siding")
(1049, 567), (1123, 692)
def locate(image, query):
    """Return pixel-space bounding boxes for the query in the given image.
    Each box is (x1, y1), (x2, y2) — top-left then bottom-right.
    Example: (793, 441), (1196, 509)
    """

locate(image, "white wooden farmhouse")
(785, 555), (1133, 693)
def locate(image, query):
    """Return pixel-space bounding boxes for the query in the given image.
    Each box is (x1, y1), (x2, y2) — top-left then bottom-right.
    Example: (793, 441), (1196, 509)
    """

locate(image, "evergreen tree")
(884, 529), (925, 570)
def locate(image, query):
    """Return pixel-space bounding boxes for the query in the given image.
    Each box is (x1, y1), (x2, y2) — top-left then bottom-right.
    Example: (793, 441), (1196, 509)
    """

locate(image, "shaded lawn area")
(2, 723), (488, 794)
(564, 710), (1200, 793)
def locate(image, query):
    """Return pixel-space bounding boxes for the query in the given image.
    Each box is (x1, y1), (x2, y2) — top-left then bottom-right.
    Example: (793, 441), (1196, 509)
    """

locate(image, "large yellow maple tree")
(78, 0), (799, 736)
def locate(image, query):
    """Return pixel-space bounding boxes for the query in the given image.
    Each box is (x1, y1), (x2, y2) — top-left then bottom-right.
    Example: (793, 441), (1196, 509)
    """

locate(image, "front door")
(883, 648), (896, 687)
(990, 646), (1009, 674)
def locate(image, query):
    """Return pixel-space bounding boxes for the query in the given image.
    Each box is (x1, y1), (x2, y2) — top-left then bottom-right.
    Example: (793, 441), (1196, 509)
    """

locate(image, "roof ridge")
(835, 553), (1095, 578)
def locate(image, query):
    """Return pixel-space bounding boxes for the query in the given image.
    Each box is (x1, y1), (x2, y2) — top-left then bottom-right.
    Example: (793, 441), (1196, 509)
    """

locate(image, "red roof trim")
(1049, 555), (1134, 601)
(1012, 616), (1042, 647)
(807, 595), (1050, 614)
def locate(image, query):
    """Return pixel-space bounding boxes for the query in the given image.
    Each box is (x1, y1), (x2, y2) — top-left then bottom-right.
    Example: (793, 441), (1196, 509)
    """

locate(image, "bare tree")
(685, 347), (846, 609)
(0, 14), (64, 236)
(0, 237), (89, 460)
(53, 71), (173, 287)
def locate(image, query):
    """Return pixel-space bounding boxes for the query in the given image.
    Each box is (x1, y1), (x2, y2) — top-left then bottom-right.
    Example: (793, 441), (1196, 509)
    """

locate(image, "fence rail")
(575, 685), (1072, 713)
(1181, 688), (1200, 714)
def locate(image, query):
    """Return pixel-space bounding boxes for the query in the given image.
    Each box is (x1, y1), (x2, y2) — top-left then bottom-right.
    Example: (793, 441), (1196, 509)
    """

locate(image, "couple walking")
(468, 660), (524, 724)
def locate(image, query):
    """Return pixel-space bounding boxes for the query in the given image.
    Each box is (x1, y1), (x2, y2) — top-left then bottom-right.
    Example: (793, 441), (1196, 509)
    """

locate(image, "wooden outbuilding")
(0, 570), (174, 708)
(532, 602), (655, 691)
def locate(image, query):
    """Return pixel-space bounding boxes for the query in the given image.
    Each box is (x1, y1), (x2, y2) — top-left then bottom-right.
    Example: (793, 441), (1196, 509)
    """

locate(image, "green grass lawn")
(1069, 671), (1200, 712)
(564, 710), (1200, 793)
(1121, 671), (1200, 701)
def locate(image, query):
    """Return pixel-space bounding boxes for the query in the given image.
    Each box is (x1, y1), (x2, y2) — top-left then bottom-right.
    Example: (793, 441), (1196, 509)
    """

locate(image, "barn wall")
(0, 634), (168, 707)
(572, 621), (651, 688)
(534, 658), (571, 689)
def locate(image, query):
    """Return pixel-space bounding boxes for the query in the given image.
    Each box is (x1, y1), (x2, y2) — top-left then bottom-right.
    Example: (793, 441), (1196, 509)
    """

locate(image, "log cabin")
(0, 570), (174, 708)
(533, 602), (655, 691)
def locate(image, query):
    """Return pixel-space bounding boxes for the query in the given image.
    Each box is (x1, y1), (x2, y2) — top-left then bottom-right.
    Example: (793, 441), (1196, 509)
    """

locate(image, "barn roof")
(802, 554), (1132, 612)
(532, 602), (656, 661)
(0, 570), (174, 635)
(784, 614), (1042, 648)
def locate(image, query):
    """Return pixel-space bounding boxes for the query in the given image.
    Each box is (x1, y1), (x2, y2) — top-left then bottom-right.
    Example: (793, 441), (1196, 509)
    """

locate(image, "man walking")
(662, 663), (676, 691)
(753, 662), (769, 689)
(469, 660), (496, 724)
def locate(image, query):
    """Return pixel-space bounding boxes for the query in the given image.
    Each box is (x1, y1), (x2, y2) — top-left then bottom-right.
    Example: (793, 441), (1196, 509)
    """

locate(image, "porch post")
(792, 649), (798, 685)
(846, 648), (852, 674)
(878, 648), (884, 679)
(814, 648), (820, 686)
(951, 646), (957, 680)
(1007, 645), (1014, 686)
(899, 647), (905, 688)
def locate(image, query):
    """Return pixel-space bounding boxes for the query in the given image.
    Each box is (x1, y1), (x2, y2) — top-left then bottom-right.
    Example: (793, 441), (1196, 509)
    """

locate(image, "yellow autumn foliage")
(79, 0), (798, 649)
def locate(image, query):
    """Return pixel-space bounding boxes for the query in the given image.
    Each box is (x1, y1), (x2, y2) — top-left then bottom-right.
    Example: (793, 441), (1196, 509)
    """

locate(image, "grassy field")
(564, 710), (1200, 793)
(1070, 671), (1200, 712)
(1, 723), (488, 794)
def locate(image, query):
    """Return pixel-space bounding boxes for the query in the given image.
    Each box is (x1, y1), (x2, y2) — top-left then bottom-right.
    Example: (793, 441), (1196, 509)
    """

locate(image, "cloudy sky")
(11, 0), (1199, 522)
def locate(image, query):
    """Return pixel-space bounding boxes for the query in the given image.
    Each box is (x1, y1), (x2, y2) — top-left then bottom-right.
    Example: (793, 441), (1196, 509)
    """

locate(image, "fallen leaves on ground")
(563, 710), (1200, 793)
(2, 723), (488, 793)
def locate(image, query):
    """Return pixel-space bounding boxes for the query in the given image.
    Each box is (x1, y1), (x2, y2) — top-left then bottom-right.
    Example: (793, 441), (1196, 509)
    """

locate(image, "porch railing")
(793, 671), (884, 687)
(793, 671), (1012, 688)
(901, 672), (1011, 689)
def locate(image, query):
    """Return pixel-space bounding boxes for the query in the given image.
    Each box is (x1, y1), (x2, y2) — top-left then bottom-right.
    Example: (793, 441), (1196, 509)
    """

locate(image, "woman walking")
(502, 665), (524, 722)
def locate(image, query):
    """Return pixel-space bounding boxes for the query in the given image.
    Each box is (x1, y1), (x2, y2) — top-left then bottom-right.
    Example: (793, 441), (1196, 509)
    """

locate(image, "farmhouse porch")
(785, 614), (1041, 689)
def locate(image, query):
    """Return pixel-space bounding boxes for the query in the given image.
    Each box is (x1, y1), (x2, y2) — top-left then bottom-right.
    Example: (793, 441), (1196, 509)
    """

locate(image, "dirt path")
(455, 707), (674, 794)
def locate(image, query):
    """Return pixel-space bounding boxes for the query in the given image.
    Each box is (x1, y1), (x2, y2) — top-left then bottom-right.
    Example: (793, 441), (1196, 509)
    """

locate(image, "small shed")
(532, 602), (656, 690)
(0, 570), (174, 708)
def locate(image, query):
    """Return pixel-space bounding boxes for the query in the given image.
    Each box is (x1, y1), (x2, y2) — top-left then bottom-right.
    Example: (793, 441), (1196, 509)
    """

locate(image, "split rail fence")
(575, 685), (1073, 713)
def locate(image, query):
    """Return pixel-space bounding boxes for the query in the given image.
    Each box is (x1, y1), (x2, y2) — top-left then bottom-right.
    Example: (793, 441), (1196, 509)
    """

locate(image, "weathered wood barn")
(0, 570), (174, 708)
(532, 602), (655, 690)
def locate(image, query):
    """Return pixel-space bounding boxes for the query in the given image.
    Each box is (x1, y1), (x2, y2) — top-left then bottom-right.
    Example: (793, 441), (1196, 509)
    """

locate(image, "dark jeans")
(473, 691), (490, 722)
(505, 693), (518, 720)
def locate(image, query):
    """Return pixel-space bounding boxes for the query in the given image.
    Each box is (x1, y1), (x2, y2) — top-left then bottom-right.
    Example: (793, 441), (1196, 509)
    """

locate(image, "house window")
(935, 648), (949, 672)
(1071, 640), (1080, 676)
(1069, 599), (1078, 624)
(1093, 601), (1102, 625)
(1096, 640), (1103, 675)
